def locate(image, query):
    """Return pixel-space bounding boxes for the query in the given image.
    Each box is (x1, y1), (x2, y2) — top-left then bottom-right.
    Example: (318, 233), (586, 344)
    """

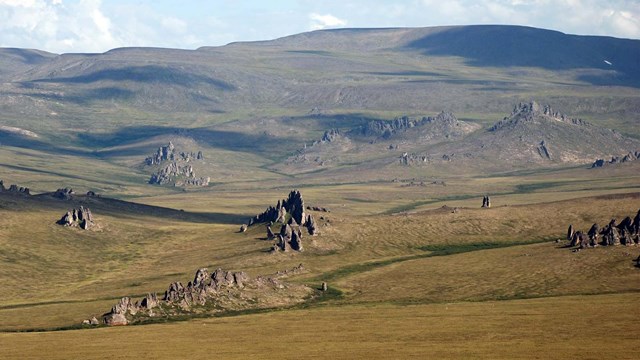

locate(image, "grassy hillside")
(1, 25), (639, 358)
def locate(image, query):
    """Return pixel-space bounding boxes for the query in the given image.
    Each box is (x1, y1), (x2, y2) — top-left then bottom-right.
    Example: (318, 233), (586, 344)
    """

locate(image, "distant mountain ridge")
(1, 25), (639, 178)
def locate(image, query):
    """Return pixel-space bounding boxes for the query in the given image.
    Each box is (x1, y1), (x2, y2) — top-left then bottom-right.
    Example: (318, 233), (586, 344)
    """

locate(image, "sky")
(0, 0), (638, 53)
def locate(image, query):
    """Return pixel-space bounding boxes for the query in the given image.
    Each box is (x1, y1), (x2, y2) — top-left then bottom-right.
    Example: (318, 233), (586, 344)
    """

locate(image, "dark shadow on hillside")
(6, 87), (135, 105)
(0, 192), (247, 225)
(0, 133), (93, 157)
(405, 25), (640, 87)
(30, 65), (237, 91)
(78, 125), (304, 158)
(78, 113), (392, 158)
(280, 113), (387, 130)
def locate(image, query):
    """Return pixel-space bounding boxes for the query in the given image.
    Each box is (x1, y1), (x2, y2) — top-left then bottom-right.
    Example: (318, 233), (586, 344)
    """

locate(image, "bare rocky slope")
(423, 101), (640, 170)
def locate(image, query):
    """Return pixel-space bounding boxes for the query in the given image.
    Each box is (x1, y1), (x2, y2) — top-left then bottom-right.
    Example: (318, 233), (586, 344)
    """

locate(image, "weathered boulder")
(305, 214), (317, 236)
(587, 223), (599, 247)
(103, 297), (135, 326)
(57, 206), (94, 230)
(567, 224), (575, 241)
(280, 223), (293, 240)
(140, 293), (158, 310)
(601, 220), (621, 246)
(570, 231), (586, 248)
(290, 229), (303, 251)
(277, 235), (289, 252)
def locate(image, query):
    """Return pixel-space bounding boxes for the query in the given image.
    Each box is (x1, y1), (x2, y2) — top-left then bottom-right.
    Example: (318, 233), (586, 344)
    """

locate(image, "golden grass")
(336, 242), (640, 303)
(0, 293), (638, 359)
(2, 190), (639, 331)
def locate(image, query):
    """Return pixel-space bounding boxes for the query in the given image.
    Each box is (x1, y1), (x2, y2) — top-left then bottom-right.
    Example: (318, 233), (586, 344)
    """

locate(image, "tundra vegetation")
(0, 26), (639, 359)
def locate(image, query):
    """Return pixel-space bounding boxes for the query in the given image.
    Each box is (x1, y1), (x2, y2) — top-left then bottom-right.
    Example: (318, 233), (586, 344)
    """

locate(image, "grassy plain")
(1, 294), (638, 359)
(1, 154), (639, 359)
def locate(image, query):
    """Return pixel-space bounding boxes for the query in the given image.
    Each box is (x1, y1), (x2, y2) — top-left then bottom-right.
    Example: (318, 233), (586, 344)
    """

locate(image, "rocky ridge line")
(97, 266), (314, 326)
(0, 180), (30, 195)
(591, 151), (640, 168)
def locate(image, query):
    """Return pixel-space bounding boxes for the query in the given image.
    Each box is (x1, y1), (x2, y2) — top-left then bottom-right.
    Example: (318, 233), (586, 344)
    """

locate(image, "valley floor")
(1, 293), (638, 359)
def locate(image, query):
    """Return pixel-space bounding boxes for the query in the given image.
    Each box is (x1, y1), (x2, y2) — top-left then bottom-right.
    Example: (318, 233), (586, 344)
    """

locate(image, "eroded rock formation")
(53, 188), (74, 200)
(99, 267), (314, 326)
(57, 206), (94, 230)
(248, 190), (307, 226)
(592, 151), (640, 168)
(245, 190), (319, 252)
(565, 209), (640, 249)
(145, 142), (209, 187)
(0, 180), (30, 195)
(355, 111), (461, 139)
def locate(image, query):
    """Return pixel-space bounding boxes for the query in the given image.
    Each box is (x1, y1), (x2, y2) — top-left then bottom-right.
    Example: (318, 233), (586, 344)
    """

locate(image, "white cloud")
(161, 16), (188, 34)
(309, 13), (347, 30)
(0, 0), (38, 6)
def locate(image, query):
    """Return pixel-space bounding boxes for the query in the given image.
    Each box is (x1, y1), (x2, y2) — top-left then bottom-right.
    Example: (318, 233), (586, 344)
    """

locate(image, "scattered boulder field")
(566, 209), (640, 250)
(94, 265), (316, 326)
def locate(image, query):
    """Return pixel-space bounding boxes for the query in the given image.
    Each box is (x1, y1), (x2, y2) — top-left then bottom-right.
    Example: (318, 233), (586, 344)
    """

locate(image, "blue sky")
(1, 0), (638, 53)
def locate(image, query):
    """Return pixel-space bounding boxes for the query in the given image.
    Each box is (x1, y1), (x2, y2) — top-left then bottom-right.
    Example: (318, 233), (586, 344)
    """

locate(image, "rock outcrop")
(145, 142), (209, 187)
(248, 190), (307, 227)
(354, 111), (463, 139)
(99, 267), (314, 326)
(57, 206), (94, 230)
(565, 209), (640, 249)
(0, 180), (30, 195)
(490, 102), (589, 132)
(245, 190), (320, 252)
(320, 128), (342, 143)
(567, 224), (574, 241)
(591, 151), (640, 168)
(53, 188), (74, 200)
(145, 142), (176, 165)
